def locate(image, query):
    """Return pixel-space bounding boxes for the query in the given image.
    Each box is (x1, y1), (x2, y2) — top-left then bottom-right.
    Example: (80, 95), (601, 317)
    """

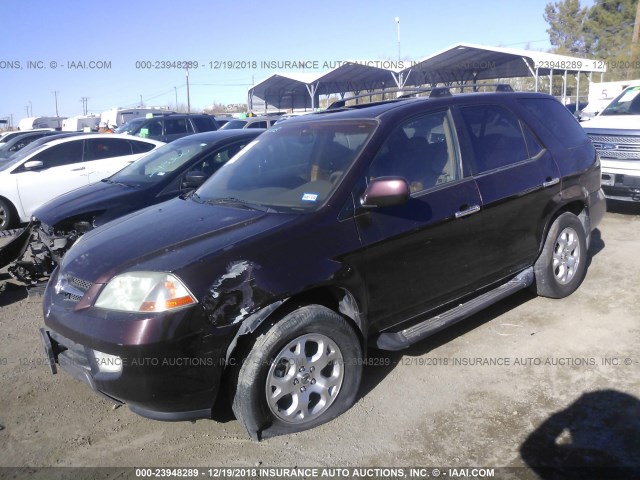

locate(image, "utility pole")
(631, 0), (640, 79)
(80, 97), (89, 115)
(395, 17), (401, 62)
(140, 94), (143, 107)
(52, 90), (59, 117)
(174, 86), (178, 109)
(186, 68), (191, 113)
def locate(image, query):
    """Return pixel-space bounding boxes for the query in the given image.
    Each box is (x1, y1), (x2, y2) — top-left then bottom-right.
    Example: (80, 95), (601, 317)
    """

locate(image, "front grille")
(588, 134), (640, 160)
(587, 134), (639, 145)
(69, 275), (92, 292)
(597, 150), (640, 160)
(55, 273), (93, 303)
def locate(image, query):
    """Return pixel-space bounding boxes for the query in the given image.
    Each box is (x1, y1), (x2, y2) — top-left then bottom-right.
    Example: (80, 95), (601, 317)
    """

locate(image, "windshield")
(195, 119), (377, 211)
(600, 86), (640, 116)
(109, 136), (214, 185)
(115, 118), (147, 134)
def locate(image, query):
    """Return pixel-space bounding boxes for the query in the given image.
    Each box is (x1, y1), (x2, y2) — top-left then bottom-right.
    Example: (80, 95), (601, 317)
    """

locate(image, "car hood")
(582, 115), (640, 130)
(34, 181), (144, 227)
(60, 197), (298, 284)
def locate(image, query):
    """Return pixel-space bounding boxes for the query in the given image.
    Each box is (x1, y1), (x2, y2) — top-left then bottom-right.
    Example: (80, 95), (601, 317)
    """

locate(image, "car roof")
(168, 128), (266, 146)
(38, 133), (165, 146)
(283, 91), (557, 124)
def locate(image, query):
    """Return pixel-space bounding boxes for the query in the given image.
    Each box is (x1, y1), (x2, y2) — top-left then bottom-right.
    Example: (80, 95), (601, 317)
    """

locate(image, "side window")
(190, 117), (215, 132)
(30, 141), (84, 168)
(519, 97), (589, 148)
(248, 121), (268, 129)
(522, 123), (544, 158)
(459, 105), (532, 174)
(129, 140), (156, 154)
(183, 141), (248, 184)
(84, 138), (133, 161)
(368, 110), (460, 193)
(143, 120), (163, 137)
(164, 118), (189, 135)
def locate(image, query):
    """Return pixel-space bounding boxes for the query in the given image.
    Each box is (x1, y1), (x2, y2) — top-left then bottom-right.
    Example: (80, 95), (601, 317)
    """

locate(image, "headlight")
(95, 272), (196, 312)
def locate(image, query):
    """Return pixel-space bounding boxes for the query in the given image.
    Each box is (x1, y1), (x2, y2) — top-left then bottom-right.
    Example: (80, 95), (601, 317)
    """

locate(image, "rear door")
(454, 103), (561, 285)
(352, 109), (484, 331)
(84, 137), (140, 183)
(13, 139), (88, 217)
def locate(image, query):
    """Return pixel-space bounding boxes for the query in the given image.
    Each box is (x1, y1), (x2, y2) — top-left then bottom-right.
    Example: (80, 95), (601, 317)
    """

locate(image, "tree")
(544, 0), (640, 79)
(544, 0), (591, 55)
(587, 0), (638, 59)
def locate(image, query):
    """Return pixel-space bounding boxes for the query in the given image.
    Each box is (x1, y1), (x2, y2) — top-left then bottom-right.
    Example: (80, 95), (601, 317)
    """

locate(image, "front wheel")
(230, 304), (362, 440)
(533, 212), (588, 299)
(0, 198), (15, 231)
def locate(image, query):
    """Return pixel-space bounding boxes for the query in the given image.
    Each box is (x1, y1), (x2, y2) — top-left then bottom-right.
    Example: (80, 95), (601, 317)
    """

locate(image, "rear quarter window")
(519, 98), (588, 148)
(191, 117), (216, 132)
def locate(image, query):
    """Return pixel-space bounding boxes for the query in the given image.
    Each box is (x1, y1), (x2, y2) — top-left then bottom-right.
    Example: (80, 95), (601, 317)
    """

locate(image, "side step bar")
(375, 268), (534, 351)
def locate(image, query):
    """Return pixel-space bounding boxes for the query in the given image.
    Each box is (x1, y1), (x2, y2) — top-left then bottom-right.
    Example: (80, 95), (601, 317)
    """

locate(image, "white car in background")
(0, 134), (164, 229)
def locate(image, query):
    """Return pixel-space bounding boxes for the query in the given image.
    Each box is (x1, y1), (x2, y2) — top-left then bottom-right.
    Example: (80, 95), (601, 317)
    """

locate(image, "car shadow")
(520, 389), (640, 479)
(0, 277), (28, 306)
(357, 288), (538, 401)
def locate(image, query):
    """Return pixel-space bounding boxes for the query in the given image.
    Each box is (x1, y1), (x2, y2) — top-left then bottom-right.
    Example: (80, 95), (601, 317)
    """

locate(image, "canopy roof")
(248, 43), (606, 111)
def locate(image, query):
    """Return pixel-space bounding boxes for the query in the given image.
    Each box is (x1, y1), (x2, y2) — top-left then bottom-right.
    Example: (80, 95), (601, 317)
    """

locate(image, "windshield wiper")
(205, 197), (272, 212)
(102, 178), (137, 187)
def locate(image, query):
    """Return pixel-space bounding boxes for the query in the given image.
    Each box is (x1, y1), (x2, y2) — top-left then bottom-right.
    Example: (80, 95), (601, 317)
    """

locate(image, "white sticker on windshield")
(302, 193), (319, 202)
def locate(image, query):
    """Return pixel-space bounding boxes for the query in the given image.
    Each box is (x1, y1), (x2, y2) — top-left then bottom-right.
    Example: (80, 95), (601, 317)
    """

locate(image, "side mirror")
(23, 160), (44, 170)
(360, 177), (410, 208)
(183, 170), (207, 189)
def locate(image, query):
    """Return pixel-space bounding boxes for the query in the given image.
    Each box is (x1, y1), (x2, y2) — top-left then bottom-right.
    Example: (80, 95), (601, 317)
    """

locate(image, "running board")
(375, 268), (534, 351)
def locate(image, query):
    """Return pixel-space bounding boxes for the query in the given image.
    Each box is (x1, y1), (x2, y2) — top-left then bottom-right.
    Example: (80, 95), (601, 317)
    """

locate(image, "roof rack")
(326, 83), (515, 110)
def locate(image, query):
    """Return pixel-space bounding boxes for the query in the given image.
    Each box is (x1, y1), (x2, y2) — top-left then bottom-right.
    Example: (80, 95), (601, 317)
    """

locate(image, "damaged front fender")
(0, 224), (33, 272)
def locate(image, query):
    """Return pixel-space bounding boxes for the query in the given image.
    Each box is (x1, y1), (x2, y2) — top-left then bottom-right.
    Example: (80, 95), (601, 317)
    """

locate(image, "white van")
(100, 107), (175, 127)
(18, 117), (67, 130)
(62, 115), (101, 132)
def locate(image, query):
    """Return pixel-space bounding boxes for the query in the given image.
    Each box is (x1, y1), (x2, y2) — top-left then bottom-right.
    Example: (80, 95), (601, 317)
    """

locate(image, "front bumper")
(41, 269), (234, 421)
(601, 170), (640, 201)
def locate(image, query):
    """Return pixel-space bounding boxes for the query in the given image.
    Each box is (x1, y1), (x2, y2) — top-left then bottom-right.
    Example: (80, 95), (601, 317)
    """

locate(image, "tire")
(230, 304), (362, 440)
(0, 198), (14, 231)
(533, 212), (588, 299)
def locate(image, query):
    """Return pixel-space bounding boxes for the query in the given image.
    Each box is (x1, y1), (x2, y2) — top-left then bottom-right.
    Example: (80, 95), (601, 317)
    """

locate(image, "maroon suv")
(40, 90), (605, 440)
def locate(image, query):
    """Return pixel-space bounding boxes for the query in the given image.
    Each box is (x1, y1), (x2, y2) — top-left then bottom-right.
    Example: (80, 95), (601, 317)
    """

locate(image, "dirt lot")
(0, 204), (639, 479)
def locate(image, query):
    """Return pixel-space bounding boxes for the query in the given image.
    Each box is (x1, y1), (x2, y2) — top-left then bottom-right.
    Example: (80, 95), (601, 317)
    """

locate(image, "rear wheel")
(533, 212), (587, 298)
(230, 304), (362, 440)
(0, 198), (14, 231)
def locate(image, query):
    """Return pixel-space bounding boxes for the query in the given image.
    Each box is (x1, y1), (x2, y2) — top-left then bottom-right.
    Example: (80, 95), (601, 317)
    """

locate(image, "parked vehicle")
(132, 114), (220, 142)
(100, 107), (175, 128)
(582, 85), (640, 202)
(62, 115), (100, 132)
(0, 128), (54, 144)
(0, 130), (65, 158)
(219, 115), (280, 130)
(0, 134), (163, 230)
(40, 90), (604, 440)
(114, 117), (152, 135)
(18, 117), (66, 130)
(3, 130), (264, 283)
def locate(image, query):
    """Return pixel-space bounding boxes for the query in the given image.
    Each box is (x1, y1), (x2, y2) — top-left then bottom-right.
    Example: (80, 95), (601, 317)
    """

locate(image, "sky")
(1, 0), (562, 124)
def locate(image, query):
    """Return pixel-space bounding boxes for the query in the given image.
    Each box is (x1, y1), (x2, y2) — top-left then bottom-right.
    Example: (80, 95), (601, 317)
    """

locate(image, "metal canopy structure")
(248, 63), (403, 111)
(248, 43), (608, 111)
(400, 42), (606, 91)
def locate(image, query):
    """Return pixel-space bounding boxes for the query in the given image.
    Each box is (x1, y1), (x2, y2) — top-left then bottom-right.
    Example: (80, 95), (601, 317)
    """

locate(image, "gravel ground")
(0, 203), (638, 480)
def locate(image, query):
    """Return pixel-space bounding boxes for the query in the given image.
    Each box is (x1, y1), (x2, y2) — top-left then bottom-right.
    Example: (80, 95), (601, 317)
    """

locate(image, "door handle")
(455, 205), (480, 218)
(71, 166), (86, 171)
(543, 177), (559, 188)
